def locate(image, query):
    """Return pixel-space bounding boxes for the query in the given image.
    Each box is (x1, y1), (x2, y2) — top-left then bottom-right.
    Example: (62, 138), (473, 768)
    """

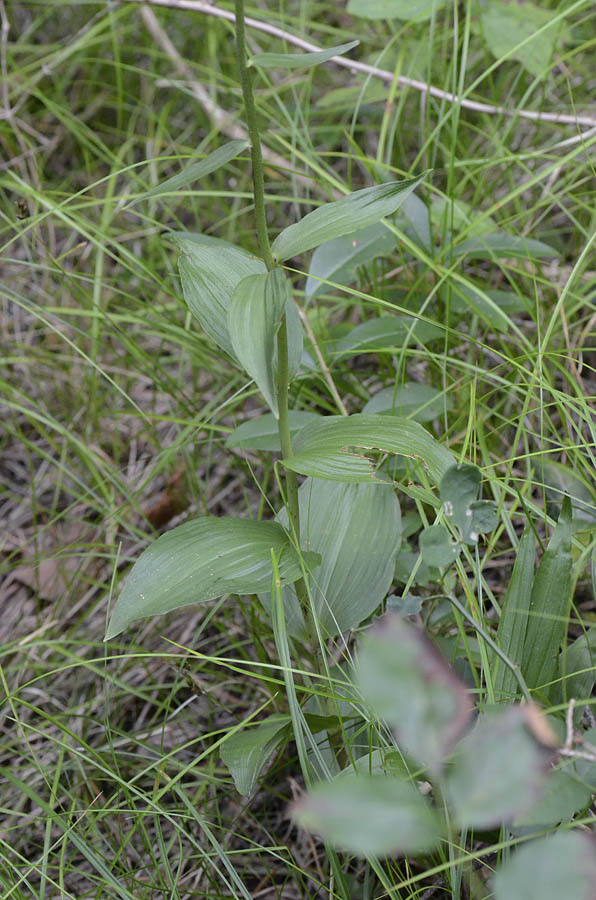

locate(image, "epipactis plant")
(105, 3), (596, 897)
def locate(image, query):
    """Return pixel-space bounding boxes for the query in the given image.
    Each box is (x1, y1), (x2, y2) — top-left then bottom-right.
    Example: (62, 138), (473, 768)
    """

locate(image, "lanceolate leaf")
(305, 222), (396, 299)
(171, 233), (266, 356)
(357, 616), (473, 773)
(452, 232), (558, 260)
(249, 40), (359, 70)
(129, 141), (248, 206)
(336, 315), (443, 355)
(228, 268), (292, 416)
(271, 176), (426, 262)
(221, 716), (292, 796)
(261, 478), (401, 639)
(293, 774), (443, 857)
(493, 832), (596, 900)
(522, 497), (573, 702)
(283, 413), (454, 486)
(363, 383), (452, 423)
(347, 0), (446, 21)
(494, 527), (536, 701)
(225, 411), (320, 451)
(479, 0), (568, 79)
(105, 518), (308, 640)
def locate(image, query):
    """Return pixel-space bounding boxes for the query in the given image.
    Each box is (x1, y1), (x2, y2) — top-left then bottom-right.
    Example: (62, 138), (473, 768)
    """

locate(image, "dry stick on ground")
(127, 0), (596, 131)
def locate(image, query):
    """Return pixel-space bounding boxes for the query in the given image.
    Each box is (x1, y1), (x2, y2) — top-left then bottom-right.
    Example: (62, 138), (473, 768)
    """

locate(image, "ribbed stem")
(234, 0), (274, 271)
(234, 0), (315, 644)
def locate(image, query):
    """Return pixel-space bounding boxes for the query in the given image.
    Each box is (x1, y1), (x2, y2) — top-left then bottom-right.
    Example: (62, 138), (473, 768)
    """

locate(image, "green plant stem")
(234, 0), (274, 271)
(234, 0), (315, 649)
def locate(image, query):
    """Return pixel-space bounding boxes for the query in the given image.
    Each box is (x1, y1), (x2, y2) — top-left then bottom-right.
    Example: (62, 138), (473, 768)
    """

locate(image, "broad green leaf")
(494, 527), (536, 701)
(228, 269), (291, 416)
(453, 232), (558, 260)
(271, 176), (426, 262)
(105, 518), (307, 640)
(357, 615), (472, 772)
(400, 192), (431, 250)
(249, 41), (359, 70)
(282, 413), (455, 486)
(293, 774), (443, 856)
(306, 222), (396, 300)
(364, 383), (451, 423)
(449, 282), (526, 332)
(522, 497), (573, 702)
(560, 625), (596, 706)
(419, 524), (460, 568)
(511, 766), (592, 830)
(347, 0), (446, 21)
(493, 832), (596, 900)
(479, 0), (568, 78)
(446, 707), (554, 828)
(225, 411), (320, 451)
(220, 716), (291, 796)
(129, 141), (247, 206)
(316, 80), (387, 110)
(431, 196), (496, 237)
(261, 478), (401, 639)
(336, 315), (443, 356)
(171, 233), (266, 356)
(440, 464), (498, 544)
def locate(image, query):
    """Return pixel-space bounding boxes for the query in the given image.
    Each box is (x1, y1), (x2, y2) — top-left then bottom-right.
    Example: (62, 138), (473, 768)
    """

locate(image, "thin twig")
(125, 0), (596, 129)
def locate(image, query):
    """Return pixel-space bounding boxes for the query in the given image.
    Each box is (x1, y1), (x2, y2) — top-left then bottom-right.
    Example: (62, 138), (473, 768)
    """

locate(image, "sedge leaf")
(272, 175), (426, 262)
(522, 497), (573, 702)
(249, 40), (359, 70)
(105, 518), (307, 639)
(494, 527), (536, 701)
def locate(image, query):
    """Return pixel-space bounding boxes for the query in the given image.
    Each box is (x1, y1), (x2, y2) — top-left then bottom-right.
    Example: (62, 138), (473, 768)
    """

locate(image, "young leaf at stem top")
(249, 40), (359, 70)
